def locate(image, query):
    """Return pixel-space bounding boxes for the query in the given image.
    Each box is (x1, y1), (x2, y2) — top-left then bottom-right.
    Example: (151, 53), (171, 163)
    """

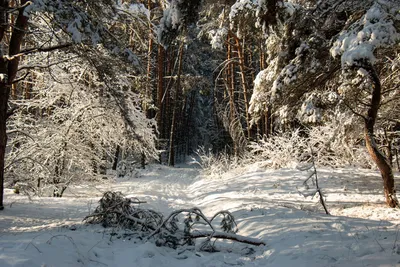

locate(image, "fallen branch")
(190, 231), (265, 246)
(85, 192), (265, 251)
(147, 208), (217, 240)
(83, 191), (162, 231)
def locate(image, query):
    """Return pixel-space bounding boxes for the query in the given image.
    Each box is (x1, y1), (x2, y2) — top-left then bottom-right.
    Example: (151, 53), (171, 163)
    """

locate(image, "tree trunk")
(0, 83), (9, 210)
(363, 63), (399, 208)
(226, 35), (235, 124)
(141, 152), (146, 169)
(156, 45), (164, 131)
(145, 0), (153, 119)
(364, 127), (398, 207)
(112, 145), (120, 171)
(168, 44), (184, 166)
(0, 0), (8, 210)
(0, 0), (28, 210)
(0, 0), (8, 43)
(233, 34), (251, 139)
(226, 35), (237, 154)
(264, 107), (270, 138)
(156, 45), (164, 162)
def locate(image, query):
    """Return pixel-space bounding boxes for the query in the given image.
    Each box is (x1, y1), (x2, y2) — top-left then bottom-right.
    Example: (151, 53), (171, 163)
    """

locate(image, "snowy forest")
(1, 0), (400, 266)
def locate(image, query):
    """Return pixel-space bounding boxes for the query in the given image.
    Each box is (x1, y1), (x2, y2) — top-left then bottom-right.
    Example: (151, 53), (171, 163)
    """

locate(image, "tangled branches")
(148, 208), (240, 250)
(83, 191), (162, 231)
(84, 191), (265, 250)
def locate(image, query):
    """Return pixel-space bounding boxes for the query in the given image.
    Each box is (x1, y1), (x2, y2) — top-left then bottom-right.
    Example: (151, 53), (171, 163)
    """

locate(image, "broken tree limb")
(190, 231), (265, 246)
(147, 207), (215, 240)
(85, 192), (264, 250)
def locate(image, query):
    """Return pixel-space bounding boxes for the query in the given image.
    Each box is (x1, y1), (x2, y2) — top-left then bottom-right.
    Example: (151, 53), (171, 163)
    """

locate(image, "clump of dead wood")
(84, 191), (265, 250)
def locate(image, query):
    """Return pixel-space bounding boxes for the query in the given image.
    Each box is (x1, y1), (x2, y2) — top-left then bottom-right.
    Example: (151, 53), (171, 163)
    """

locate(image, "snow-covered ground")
(1, 163), (400, 267)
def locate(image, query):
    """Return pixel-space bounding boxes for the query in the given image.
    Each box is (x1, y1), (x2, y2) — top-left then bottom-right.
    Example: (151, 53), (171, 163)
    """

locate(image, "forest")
(0, 0), (400, 266)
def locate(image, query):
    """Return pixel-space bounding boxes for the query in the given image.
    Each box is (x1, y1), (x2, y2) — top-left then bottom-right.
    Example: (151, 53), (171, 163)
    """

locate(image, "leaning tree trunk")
(363, 63), (399, 208)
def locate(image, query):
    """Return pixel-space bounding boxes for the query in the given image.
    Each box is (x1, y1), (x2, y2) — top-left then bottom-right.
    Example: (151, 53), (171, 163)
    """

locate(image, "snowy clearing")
(1, 163), (400, 267)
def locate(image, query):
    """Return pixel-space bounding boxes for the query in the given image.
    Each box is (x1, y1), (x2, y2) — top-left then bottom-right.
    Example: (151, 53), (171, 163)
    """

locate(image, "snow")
(1, 163), (400, 266)
(229, 0), (256, 23)
(330, 1), (400, 67)
(126, 3), (150, 19)
(158, 0), (183, 46)
(209, 28), (228, 50)
(67, 18), (83, 43)
(297, 93), (322, 124)
(357, 68), (369, 77)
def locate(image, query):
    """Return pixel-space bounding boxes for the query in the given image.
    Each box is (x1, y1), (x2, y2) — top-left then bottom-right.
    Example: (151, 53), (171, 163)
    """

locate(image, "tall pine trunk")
(226, 35), (235, 124)
(156, 45), (164, 162)
(226, 35), (238, 154)
(141, 1), (153, 168)
(233, 34), (251, 139)
(168, 44), (184, 166)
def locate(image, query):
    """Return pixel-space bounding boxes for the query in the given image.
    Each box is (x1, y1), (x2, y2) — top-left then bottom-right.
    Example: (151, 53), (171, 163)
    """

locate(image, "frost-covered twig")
(300, 147), (330, 215)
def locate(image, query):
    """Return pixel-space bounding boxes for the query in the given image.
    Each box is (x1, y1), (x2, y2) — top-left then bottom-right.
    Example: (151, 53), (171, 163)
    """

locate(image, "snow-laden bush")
(248, 129), (308, 169)
(307, 124), (373, 168)
(197, 115), (372, 173)
(248, 114), (373, 169)
(194, 146), (245, 177)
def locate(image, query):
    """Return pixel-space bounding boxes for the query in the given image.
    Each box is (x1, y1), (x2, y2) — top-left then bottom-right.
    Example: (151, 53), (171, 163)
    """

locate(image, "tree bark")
(0, 0), (7, 210)
(0, 83), (9, 210)
(168, 44), (184, 166)
(226, 35), (235, 124)
(0, 0), (29, 210)
(156, 45), (165, 163)
(145, 0), (153, 119)
(226, 35), (237, 154)
(112, 145), (120, 171)
(0, 0), (8, 43)
(156, 45), (164, 136)
(363, 63), (399, 208)
(233, 33), (251, 139)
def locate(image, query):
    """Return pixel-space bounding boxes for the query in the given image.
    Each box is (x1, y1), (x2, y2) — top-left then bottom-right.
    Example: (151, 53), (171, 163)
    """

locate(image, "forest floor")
(1, 162), (400, 266)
